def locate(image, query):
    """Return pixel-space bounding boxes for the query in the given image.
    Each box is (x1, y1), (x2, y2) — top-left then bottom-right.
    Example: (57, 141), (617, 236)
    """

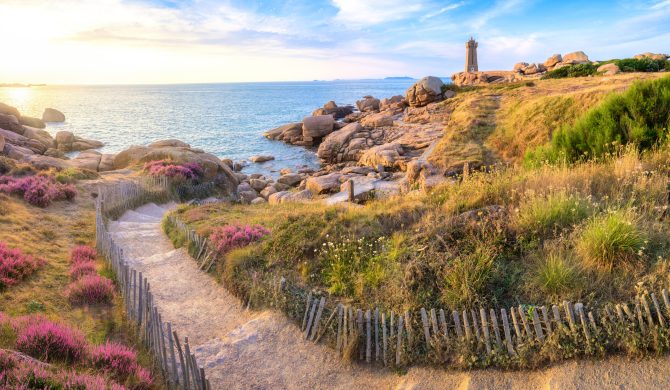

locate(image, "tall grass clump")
(527, 76), (670, 163)
(441, 245), (497, 308)
(532, 252), (582, 297)
(576, 211), (646, 271)
(541, 63), (598, 79)
(15, 321), (87, 362)
(516, 192), (592, 237)
(0, 242), (46, 288)
(65, 274), (115, 305)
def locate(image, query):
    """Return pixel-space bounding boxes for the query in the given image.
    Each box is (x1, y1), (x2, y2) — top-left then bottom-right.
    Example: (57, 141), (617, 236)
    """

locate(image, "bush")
(15, 321), (86, 362)
(527, 76), (670, 163)
(210, 224), (270, 256)
(516, 192), (592, 237)
(576, 211), (646, 270)
(54, 167), (99, 184)
(65, 274), (115, 305)
(0, 175), (76, 207)
(143, 160), (203, 180)
(542, 63), (598, 79)
(70, 245), (97, 264)
(614, 57), (666, 73)
(69, 261), (97, 281)
(532, 253), (582, 296)
(89, 342), (139, 380)
(0, 242), (46, 288)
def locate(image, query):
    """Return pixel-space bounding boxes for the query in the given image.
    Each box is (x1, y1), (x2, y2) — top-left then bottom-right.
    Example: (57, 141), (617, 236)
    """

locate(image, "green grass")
(441, 244), (498, 308)
(526, 76), (670, 164)
(532, 252), (582, 297)
(516, 192), (592, 238)
(576, 211), (646, 271)
(541, 63), (598, 79)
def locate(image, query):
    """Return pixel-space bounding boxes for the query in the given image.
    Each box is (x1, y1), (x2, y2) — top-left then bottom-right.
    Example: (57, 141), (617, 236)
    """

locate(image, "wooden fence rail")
(165, 210), (670, 368)
(96, 177), (211, 389)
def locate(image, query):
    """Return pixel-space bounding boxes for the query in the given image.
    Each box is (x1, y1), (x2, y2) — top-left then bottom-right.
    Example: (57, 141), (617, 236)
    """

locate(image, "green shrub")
(542, 63), (598, 79)
(614, 58), (666, 73)
(221, 246), (265, 298)
(54, 167), (98, 184)
(526, 76), (670, 163)
(532, 253), (582, 297)
(576, 211), (646, 270)
(516, 192), (592, 237)
(441, 245), (497, 308)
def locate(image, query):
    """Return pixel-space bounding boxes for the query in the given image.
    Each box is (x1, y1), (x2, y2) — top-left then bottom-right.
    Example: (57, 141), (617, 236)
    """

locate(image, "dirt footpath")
(111, 203), (670, 390)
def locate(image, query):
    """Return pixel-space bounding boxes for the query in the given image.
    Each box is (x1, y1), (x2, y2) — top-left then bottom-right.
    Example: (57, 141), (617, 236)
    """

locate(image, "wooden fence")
(96, 177), (212, 389)
(164, 211), (670, 367)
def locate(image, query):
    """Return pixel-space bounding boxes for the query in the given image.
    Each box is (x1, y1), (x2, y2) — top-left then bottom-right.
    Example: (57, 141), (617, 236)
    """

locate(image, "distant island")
(384, 76), (414, 80)
(0, 83), (46, 88)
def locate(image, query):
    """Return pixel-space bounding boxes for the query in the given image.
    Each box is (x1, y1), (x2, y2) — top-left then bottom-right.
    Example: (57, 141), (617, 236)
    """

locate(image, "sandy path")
(111, 203), (670, 390)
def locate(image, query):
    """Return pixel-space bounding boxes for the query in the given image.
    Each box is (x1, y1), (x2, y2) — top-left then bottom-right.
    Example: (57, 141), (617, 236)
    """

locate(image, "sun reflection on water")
(4, 87), (32, 108)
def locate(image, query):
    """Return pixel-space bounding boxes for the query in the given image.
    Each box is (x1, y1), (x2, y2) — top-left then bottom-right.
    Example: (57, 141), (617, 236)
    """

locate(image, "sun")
(4, 87), (32, 106)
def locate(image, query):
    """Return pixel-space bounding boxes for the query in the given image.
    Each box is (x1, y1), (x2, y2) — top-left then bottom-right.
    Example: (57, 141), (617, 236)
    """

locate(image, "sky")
(0, 0), (669, 84)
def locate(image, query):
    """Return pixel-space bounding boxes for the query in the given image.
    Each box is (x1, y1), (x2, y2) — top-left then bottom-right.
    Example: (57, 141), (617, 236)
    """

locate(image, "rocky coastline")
(2, 51), (668, 206)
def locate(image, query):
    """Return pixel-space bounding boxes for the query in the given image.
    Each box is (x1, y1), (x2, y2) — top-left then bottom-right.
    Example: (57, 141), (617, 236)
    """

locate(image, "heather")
(90, 342), (153, 386)
(209, 224), (270, 256)
(69, 245), (97, 265)
(65, 274), (115, 305)
(68, 261), (97, 281)
(15, 320), (87, 362)
(0, 242), (46, 289)
(0, 174), (76, 207)
(143, 159), (203, 180)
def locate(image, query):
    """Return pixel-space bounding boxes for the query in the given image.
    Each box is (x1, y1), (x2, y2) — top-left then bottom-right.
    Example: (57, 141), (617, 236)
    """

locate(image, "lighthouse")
(465, 37), (478, 73)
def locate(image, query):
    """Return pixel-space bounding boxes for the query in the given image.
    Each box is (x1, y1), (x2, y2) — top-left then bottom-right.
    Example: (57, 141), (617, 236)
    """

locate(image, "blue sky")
(0, 0), (668, 83)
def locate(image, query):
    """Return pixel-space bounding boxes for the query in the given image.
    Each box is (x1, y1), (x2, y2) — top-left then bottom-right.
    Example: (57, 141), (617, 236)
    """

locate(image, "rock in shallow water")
(42, 108), (65, 122)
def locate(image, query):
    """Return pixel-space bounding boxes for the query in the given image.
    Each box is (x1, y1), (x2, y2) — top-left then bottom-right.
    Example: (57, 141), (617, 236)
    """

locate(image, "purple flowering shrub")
(0, 243), (46, 289)
(89, 342), (153, 387)
(15, 320), (87, 362)
(69, 261), (97, 281)
(143, 159), (203, 180)
(209, 224), (271, 256)
(65, 274), (115, 305)
(0, 174), (76, 207)
(0, 349), (126, 389)
(70, 245), (97, 265)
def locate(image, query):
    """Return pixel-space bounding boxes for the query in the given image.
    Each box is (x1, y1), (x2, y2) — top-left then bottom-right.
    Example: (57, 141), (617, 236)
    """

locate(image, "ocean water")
(0, 80), (416, 174)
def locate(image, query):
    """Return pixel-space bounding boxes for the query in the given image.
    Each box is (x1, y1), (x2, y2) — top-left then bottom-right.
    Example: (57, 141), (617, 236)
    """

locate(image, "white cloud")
(331, 0), (426, 26)
(420, 2), (464, 21)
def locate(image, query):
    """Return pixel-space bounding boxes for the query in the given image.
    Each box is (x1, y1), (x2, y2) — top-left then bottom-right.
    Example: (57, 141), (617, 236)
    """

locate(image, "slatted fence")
(165, 211), (670, 368)
(96, 177), (212, 389)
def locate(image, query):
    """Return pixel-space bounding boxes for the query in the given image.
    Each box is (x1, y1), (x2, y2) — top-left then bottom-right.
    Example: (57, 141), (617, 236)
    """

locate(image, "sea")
(0, 80), (417, 175)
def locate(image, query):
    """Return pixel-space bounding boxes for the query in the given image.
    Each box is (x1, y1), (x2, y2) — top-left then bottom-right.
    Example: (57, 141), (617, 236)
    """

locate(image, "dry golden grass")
(428, 72), (667, 171)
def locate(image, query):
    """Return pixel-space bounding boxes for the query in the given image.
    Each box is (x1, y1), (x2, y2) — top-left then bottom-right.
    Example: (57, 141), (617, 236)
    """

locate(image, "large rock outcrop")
(316, 123), (362, 163)
(312, 101), (354, 119)
(302, 115), (334, 144)
(263, 122), (303, 145)
(0, 103), (21, 119)
(112, 142), (239, 195)
(55, 131), (103, 152)
(562, 51), (589, 64)
(405, 76), (445, 107)
(42, 108), (65, 122)
(598, 63), (621, 76)
(634, 52), (668, 61)
(544, 54), (562, 68)
(356, 96), (380, 112)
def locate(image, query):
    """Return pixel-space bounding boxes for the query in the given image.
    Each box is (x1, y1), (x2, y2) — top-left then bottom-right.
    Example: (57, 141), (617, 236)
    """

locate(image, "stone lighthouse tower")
(465, 37), (478, 73)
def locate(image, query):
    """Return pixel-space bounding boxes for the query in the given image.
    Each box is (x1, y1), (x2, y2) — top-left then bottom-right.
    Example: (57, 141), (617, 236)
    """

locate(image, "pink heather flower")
(0, 243), (46, 288)
(15, 321), (86, 362)
(130, 366), (154, 390)
(70, 245), (97, 265)
(89, 342), (139, 380)
(65, 275), (115, 305)
(0, 175), (76, 207)
(209, 224), (270, 256)
(68, 261), (97, 281)
(143, 159), (203, 180)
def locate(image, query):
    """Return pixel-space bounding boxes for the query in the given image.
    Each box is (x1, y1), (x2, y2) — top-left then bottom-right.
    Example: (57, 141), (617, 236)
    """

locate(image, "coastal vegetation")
(0, 174), (160, 387)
